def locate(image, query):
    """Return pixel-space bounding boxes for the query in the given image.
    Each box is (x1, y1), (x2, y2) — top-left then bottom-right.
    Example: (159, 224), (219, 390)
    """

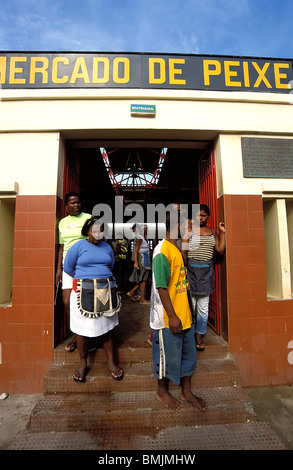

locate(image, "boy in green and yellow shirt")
(150, 212), (206, 411)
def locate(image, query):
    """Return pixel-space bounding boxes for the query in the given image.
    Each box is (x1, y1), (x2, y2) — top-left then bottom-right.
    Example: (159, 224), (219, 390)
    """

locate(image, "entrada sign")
(130, 104), (156, 116)
(0, 52), (292, 93)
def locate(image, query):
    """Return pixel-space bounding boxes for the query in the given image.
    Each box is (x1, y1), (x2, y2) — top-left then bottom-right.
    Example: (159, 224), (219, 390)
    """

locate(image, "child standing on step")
(150, 210), (207, 411)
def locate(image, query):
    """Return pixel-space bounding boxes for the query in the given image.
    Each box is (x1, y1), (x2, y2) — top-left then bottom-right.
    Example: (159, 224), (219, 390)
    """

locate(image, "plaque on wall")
(241, 137), (293, 178)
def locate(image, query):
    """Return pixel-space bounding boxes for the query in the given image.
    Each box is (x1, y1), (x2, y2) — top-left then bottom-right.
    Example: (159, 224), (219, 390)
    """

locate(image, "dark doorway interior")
(71, 146), (205, 214)
(55, 142), (220, 347)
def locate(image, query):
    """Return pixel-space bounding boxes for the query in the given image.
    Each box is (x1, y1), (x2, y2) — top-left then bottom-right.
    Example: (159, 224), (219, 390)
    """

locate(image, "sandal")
(126, 293), (140, 302)
(65, 338), (77, 352)
(73, 369), (87, 383)
(109, 367), (124, 381)
(196, 342), (205, 351)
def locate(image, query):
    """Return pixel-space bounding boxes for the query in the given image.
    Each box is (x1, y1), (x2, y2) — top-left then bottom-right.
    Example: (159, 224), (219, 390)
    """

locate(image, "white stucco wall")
(0, 88), (293, 136)
(0, 132), (61, 195)
(215, 134), (293, 198)
(0, 88), (293, 198)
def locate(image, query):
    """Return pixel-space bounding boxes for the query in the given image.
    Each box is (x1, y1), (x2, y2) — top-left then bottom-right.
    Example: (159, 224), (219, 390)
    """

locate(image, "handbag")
(140, 251), (151, 269)
(75, 277), (121, 318)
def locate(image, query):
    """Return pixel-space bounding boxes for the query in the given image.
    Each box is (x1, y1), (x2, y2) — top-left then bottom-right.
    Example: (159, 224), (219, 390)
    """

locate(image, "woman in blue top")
(64, 216), (124, 383)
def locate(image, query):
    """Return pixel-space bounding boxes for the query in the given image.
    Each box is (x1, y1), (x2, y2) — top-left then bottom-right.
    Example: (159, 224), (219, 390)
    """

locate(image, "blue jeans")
(152, 324), (197, 385)
(192, 295), (210, 335)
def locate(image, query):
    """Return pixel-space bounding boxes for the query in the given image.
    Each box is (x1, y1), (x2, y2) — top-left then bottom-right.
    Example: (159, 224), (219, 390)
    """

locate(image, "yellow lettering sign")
(243, 61), (250, 87)
(70, 57), (90, 84)
(52, 57), (69, 84)
(149, 58), (166, 84)
(9, 57), (27, 84)
(113, 57), (130, 84)
(203, 60), (221, 86)
(252, 62), (272, 88)
(224, 61), (241, 87)
(0, 53), (290, 92)
(274, 63), (290, 89)
(92, 57), (110, 84)
(29, 57), (49, 84)
(169, 58), (186, 85)
(203, 59), (283, 90)
(0, 57), (7, 84)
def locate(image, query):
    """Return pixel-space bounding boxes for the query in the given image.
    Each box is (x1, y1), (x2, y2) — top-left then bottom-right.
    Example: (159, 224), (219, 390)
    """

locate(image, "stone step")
(54, 341), (229, 365)
(54, 343), (153, 365)
(44, 358), (240, 394)
(10, 421), (287, 450)
(54, 327), (229, 365)
(8, 298), (288, 451)
(29, 386), (256, 434)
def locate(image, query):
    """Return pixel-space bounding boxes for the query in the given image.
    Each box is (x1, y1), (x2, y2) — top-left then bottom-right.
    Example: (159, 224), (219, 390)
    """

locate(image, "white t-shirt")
(137, 234), (149, 253)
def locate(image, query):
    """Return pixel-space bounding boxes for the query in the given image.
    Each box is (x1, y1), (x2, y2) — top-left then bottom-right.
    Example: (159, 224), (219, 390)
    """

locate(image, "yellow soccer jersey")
(150, 239), (193, 330)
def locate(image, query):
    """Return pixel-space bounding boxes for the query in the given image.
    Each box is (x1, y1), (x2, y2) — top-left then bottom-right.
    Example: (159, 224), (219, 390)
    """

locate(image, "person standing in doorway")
(181, 204), (226, 352)
(150, 211), (206, 411)
(63, 217), (123, 383)
(112, 232), (131, 293)
(55, 192), (91, 352)
(127, 224), (151, 305)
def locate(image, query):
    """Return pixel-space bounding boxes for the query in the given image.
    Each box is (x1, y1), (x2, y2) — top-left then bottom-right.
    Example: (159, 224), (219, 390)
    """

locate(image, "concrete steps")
(28, 387), (255, 433)
(9, 295), (287, 450)
(10, 422), (286, 451)
(43, 358), (241, 394)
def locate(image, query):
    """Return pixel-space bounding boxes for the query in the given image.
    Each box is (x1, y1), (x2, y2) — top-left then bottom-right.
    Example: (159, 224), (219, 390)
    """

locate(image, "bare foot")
(156, 392), (183, 410)
(180, 391), (207, 411)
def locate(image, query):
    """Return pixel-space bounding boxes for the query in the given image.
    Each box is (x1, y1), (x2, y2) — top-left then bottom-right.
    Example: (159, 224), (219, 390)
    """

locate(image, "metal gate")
(198, 148), (220, 334)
